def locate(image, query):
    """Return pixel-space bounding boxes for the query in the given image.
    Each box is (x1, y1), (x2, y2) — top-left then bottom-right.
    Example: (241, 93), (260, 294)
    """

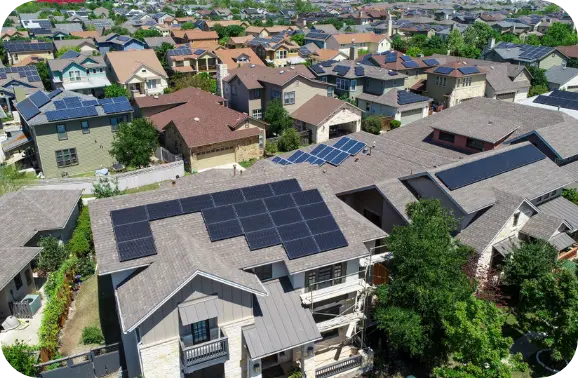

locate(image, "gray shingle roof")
(243, 277), (321, 359)
(538, 196), (578, 231)
(143, 36), (176, 48)
(357, 89), (432, 112)
(549, 232), (575, 250)
(54, 23), (84, 33)
(534, 121), (578, 160)
(520, 212), (564, 241)
(375, 178), (417, 221)
(545, 65), (578, 85)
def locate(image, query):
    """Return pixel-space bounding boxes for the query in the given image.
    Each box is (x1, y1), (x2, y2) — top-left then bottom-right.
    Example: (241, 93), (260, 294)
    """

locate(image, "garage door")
(400, 108), (424, 125)
(567, 85), (578, 92)
(196, 146), (235, 170)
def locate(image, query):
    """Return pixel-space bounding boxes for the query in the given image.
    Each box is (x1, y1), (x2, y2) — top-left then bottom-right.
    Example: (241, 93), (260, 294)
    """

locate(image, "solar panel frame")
(245, 228), (281, 251)
(292, 189), (324, 206)
(17, 98), (40, 121)
(202, 204), (238, 224)
(402, 61), (420, 69)
(328, 151), (350, 166)
(306, 216), (340, 235)
(277, 221), (312, 242)
(206, 219), (243, 241)
(270, 207), (303, 226)
(270, 179), (301, 196)
(146, 200), (183, 221)
(314, 230), (348, 252)
(239, 213), (274, 233)
(434, 66), (454, 75)
(458, 66), (480, 75)
(234, 199), (267, 217)
(332, 137), (352, 150)
(180, 194), (214, 213)
(114, 220), (153, 243)
(111, 206), (148, 226)
(423, 58), (440, 66)
(53, 100), (67, 110)
(264, 193), (296, 212)
(284, 236), (320, 260)
(117, 236), (157, 262)
(299, 202), (331, 220)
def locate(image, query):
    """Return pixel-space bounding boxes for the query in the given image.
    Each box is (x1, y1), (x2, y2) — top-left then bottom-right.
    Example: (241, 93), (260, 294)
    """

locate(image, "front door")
(191, 320), (210, 344)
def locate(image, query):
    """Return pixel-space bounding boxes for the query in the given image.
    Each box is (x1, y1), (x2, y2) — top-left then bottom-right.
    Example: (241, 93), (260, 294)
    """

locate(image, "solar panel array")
(423, 58), (440, 67)
(272, 137), (367, 168)
(434, 66), (454, 75)
(397, 91), (430, 105)
(98, 97), (133, 114)
(355, 66), (365, 76)
(46, 95), (100, 122)
(333, 65), (350, 76)
(17, 98), (41, 121)
(402, 60), (420, 69)
(109, 179), (348, 261)
(0, 66), (41, 83)
(388, 71), (398, 76)
(311, 64), (325, 74)
(305, 32), (330, 40)
(533, 90), (578, 110)
(435, 144), (546, 191)
(458, 66), (480, 75)
(518, 45), (553, 60)
(401, 55), (413, 62)
(168, 46), (193, 56)
(320, 60), (337, 67)
(4, 41), (53, 53)
(383, 51), (397, 63)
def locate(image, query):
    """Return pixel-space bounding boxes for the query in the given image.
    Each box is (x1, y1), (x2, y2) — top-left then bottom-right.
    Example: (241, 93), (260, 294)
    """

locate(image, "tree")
(424, 35), (445, 50)
(518, 268), (578, 361)
(3, 18), (14, 27)
(134, 28), (162, 41)
(433, 297), (521, 378)
(408, 34), (427, 49)
(563, 188), (578, 205)
(446, 29), (465, 55)
(524, 34), (541, 46)
(105, 83), (131, 98)
(291, 33), (305, 46)
(38, 236), (69, 273)
(175, 9), (187, 18)
(109, 118), (159, 168)
(92, 177), (125, 199)
(457, 45), (481, 59)
(181, 21), (196, 30)
(391, 35), (406, 52)
(463, 21), (497, 50)
(263, 99), (293, 136)
(170, 72), (217, 93)
(526, 66), (549, 97)
(33, 61), (51, 90)
(278, 127), (300, 152)
(156, 42), (175, 69)
(362, 116), (382, 135)
(498, 33), (521, 44)
(1, 340), (37, 376)
(55, 45), (81, 58)
(103, 26), (130, 36)
(405, 46), (422, 57)
(375, 199), (475, 362)
(502, 240), (558, 292)
(541, 22), (578, 47)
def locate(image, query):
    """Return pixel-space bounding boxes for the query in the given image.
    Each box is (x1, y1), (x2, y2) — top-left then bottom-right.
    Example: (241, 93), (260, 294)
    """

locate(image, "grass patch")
(69, 171), (97, 178)
(239, 159), (257, 169)
(124, 182), (162, 194)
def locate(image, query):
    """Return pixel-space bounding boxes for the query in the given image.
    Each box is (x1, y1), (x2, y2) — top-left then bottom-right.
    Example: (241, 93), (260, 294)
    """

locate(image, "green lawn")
(239, 159), (257, 169)
(82, 181), (165, 198)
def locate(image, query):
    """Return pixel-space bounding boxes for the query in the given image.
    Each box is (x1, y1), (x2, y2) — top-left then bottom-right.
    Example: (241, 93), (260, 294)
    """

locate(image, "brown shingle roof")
(290, 95), (357, 126)
(214, 48), (265, 68)
(313, 49), (346, 62)
(332, 32), (388, 44)
(557, 45), (578, 59)
(134, 87), (224, 111)
(172, 30), (218, 41)
(70, 30), (101, 38)
(224, 64), (317, 90)
(106, 49), (168, 83)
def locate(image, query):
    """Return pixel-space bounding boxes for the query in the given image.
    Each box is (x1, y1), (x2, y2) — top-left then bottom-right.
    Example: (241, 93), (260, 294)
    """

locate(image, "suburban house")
(1, 29), (29, 41)
(300, 45), (348, 64)
(214, 48), (265, 68)
(424, 62), (487, 109)
(148, 93), (267, 171)
(53, 38), (99, 55)
(482, 40), (567, 70)
(357, 89), (432, 125)
(219, 64), (330, 121)
(105, 49), (169, 98)
(304, 32), (333, 49)
(290, 95), (362, 143)
(15, 89), (133, 178)
(143, 36), (176, 50)
(248, 35), (303, 67)
(48, 51), (111, 97)
(363, 51), (439, 90)
(4, 41), (54, 66)
(245, 26), (299, 38)
(70, 30), (102, 39)
(166, 46), (219, 75)
(556, 45), (578, 61)
(0, 66), (44, 115)
(325, 33), (391, 55)
(227, 35), (255, 49)
(195, 19), (250, 31)
(309, 24), (339, 34)
(133, 87), (225, 118)
(95, 34), (146, 54)
(545, 65), (578, 91)
(171, 30), (219, 45)
(89, 168), (385, 378)
(0, 188), (81, 322)
(308, 58), (406, 101)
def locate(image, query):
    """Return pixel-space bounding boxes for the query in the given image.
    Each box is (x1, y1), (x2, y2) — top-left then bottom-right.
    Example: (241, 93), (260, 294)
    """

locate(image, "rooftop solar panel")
(332, 137), (352, 150)
(206, 219), (243, 241)
(311, 64), (325, 74)
(202, 205), (238, 224)
(17, 98), (40, 121)
(388, 71), (398, 76)
(241, 184), (275, 201)
(146, 199), (183, 221)
(48, 88), (63, 98)
(458, 66), (480, 75)
(317, 145), (338, 159)
(294, 151), (313, 164)
(333, 65), (350, 76)
(315, 230), (348, 252)
(277, 221), (311, 242)
(288, 150), (305, 163)
(270, 207), (303, 226)
(385, 52), (397, 63)
(550, 90), (578, 101)
(180, 194), (214, 213)
(329, 151), (350, 166)
(117, 236), (157, 262)
(245, 228), (281, 251)
(423, 58), (440, 66)
(114, 220), (152, 243)
(300, 202), (331, 220)
(239, 213), (274, 233)
(402, 61), (420, 69)
(355, 66), (365, 76)
(265, 194), (296, 212)
(401, 55), (413, 62)
(111, 206), (148, 226)
(284, 236), (320, 260)
(310, 144), (328, 156)
(305, 155), (325, 166)
(435, 144), (546, 191)
(234, 199), (267, 217)
(270, 179), (301, 196)
(292, 189), (324, 206)
(306, 216), (340, 235)
(434, 66), (454, 75)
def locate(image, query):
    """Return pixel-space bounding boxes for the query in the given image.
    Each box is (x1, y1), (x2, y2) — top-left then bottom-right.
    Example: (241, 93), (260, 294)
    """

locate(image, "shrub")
(362, 116), (382, 135)
(76, 256), (96, 278)
(93, 177), (124, 199)
(1, 340), (38, 376)
(390, 120), (401, 129)
(277, 128), (300, 152)
(67, 207), (93, 257)
(81, 326), (104, 345)
(37, 236), (69, 273)
(265, 141), (278, 156)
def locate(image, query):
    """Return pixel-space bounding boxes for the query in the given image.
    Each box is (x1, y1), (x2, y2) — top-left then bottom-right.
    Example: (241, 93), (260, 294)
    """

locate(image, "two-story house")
(95, 34), (146, 55)
(0, 66), (45, 115)
(220, 64), (330, 123)
(248, 36), (303, 67)
(325, 33), (391, 55)
(482, 40), (567, 70)
(15, 89), (133, 178)
(245, 26), (300, 38)
(166, 46), (219, 75)
(105, 49), (169, 98)
(1, 28), (29, 41)
(214, 48), (265, 69)
(362, 50), (437, 90)
(425, 62), (487, 108)
(89, 170), (385, 378)
(47, 51), (111, 97)
(171, 30), (219, 45)
(195, 19), (250, 32)
(304, 32), (333, 49)
(4, 41), (54, 66)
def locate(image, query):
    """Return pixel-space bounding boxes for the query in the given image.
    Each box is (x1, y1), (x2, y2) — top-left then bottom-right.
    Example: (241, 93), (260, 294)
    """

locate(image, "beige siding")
(538, 52), (566, 71)
(9, 51), (53, 65)
(139, 275), (253, 345)
(426, 74), (486, 108)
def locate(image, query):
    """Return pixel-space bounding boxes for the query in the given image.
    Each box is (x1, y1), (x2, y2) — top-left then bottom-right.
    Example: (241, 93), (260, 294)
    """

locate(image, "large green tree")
(105, 84), (131, 98)
(38, 236), (69, 272)
(1, 341), (37, 376)
(541, 22), (578, 47)
(446, 29), (465, 55)
(263, 99), (293, 136)
(181, 21), (196, 30)
(156, 42), (175, 69)
(134, 28), (162, 41)
(463, 21), (498, 51)
(35, 61), (52, 91)
(278, 127), (300, 152)
(109, 118), (159, 168)
(375, 199), (475, 363)
(502, 240), (558, 292)
(169, 72), (217, 93)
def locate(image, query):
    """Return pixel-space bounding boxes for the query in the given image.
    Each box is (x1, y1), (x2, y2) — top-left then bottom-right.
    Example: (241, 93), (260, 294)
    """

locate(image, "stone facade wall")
(139, 337), (182, 378)
(221, 317), (255, 378)
(236, 135), (262, 162)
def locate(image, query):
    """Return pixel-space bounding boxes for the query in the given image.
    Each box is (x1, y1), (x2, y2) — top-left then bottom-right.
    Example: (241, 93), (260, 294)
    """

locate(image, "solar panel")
(29, 91), (51, 108)
(202, 205), (238, 224)
(111, 206), (148, 226)
(398, 91), (431, 105)
(271, 156), (293, 165)
(317, 145), (338, 159)
(550, 90), (578, 101)
(324, 148), (342, 163)
(288, 150), (305, 163)
(305, 155), (325, 166)
(63, 97), (82, 107)
(45, 110), (66, 122)
(270, 179), (301, 195)
(48, 89), (63, 98)
(343, 140), (366, 155)
(234, 199), (267, 217)
(82, 100), (99, 107)
(270, 207), (303, 226)
(114, 220), (152, 243)
(328, 151), (350, 166)
(99, 98), (114, 105)
(265, 194), (296, 212)
(277, 221), (311, 242)
(284, 237), (320, 259)
(180, 194), (214, 213)
(146, 200), (183, 221)
(300, 202), (331, 220)
(401, 55), (413, 62)
(402, 61), (420, 69)
(241, 184), (275, 201)
(292, 189), (323, 206)
(194, 49), (206, 55)
(306, 216), (340, 235)
(388, 71), (398, 76)
(435, 144), (546, 191)
(423, 58), (440, 66)
(332, 137), (352, 150)
(355, 66), (365, 76)
(311, 64), (325, 74)
(314, 230), (348, 252)
(212, 189), (245, 206)
(294, 151), (313, 163)
(434, 66), (454, 75)
(458, 66), (480, 75)
(340, 139), (358, 153)
(245, 228), (281, 251)
(239, 213), (274, 233)
(385, 52), (397, 63)
(17, 98), (40, 121)
(310, 144), (328, 156)
(112, 97), (129, 104)
(333, 65), (350, 76)
(206, 219), (243, 241)
(117, 236), (157, 262)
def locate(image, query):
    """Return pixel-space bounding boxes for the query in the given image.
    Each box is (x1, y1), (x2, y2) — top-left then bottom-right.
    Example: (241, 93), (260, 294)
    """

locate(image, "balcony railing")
(180, 337), (229, 369)
(315, 355), (363, 378)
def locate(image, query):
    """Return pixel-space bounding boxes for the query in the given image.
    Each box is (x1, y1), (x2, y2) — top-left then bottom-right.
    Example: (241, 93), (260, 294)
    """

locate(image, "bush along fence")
(38, 256), (77, 362)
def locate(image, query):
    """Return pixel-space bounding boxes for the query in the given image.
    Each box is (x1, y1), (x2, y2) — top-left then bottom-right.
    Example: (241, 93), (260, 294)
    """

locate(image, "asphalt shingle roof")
(545, 65), (578, 85)
(520, 212), (565, 241)
(538, 196), (578, 231)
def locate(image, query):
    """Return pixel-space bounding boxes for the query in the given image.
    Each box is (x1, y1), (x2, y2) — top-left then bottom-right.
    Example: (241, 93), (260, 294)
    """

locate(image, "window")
(252, 108), (262, 119)
(252, 264), (273, 281)
(141, 69), (147, 73)
(462, 77), (472, 87)
(275, 50), (287, 59)
(271, 90), (281, 100)
(327, 86), (334, 98)
(304, 262), (347, 292)
(466, 137), (484, 151)
(321, 76), (327, 82)
(100, 68), (104, 73)
(24, 269), (32, 286)
(284, 91), (295, 105)
(110, 116), (126, 132)
(68, 70), (81, 81)
(438, 131), (455, 143)
(191, 320), (210, 345)
(259, 133), (264, 149)
(253, 88), (261, 98)
(56, 124), (67, 140)
(350, 79), (357, 91)
(513, 211), (521, 227)
(55, 148), (78, 168)
(81, 121), (89, 134)
(231, 85), (237, 95)
(336, 78), (350, 91)
(146, 79), (157, 89)
(14, 273), (23, 290)
(436, 76), (447, 87)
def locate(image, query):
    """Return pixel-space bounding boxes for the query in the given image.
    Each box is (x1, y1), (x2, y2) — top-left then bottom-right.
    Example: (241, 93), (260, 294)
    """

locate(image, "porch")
(180, 336), (229, 374)
(314, 345), (365, 378)
(301, 278), (366, 306)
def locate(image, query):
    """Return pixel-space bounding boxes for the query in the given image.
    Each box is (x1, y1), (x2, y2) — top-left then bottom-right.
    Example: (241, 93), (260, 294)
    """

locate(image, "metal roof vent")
(488, 121), (493, 126)
(250, 64), (256, 68)
(194, 117), (200, 122)
(279, 70), (285, 74)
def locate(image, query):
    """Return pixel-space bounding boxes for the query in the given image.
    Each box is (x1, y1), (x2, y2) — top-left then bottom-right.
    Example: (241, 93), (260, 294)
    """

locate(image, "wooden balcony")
(180, 337), (229, 373)
(559, 245), (578, 261)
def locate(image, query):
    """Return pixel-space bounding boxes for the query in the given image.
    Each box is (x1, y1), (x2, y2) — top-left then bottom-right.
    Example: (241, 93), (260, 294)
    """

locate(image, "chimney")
(349, 44), (358, 60)
(387, 11), (393, 38)
(488, 37), (496, 49)
(216, 63), (228, 98)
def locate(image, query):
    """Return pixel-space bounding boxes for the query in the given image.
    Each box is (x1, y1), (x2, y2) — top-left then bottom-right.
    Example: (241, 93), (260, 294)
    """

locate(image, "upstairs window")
(283, 91), (295, 105)
(466, 137), (484, 151)
(56, 124), (67, 140)
(252, 264), (273, 281)
(438, 131), (455, 143)
(81, 121), (89, 134)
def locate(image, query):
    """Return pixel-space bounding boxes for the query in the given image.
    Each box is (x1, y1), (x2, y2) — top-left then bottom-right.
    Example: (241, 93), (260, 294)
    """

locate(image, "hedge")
(67, 206), (93, 257)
